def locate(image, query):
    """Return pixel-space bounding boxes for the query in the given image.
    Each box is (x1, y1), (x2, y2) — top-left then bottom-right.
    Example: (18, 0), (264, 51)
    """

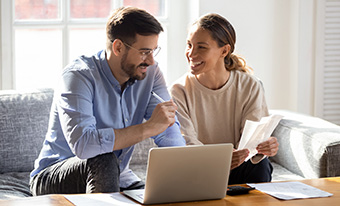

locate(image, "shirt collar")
(100, 50), (120, 87)
(100, 50), (137, 91)
(126, 78), (137, 86)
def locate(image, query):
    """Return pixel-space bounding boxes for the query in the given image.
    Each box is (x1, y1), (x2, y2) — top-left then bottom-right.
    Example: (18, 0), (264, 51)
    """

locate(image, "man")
(30, 7), (185, 195)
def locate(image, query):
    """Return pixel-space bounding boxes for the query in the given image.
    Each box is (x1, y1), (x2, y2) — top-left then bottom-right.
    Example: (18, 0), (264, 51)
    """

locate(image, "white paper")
(238, 114), (283, 161)
(64, 193), (140, 206)
(247, 182), (333, 200)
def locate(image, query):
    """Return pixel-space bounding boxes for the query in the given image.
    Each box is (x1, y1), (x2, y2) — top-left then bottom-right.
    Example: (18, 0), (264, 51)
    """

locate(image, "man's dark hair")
(106, 7), (164, 51)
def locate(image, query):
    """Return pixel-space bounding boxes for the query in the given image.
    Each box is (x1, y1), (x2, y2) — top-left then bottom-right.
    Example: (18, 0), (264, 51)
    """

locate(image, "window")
(1, 0), (168, 89)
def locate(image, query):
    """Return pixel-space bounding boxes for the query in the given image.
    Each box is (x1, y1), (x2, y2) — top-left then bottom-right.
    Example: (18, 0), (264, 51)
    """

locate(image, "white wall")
(197, 0), (302, 112)
(166, 0), (199, 85)
(0, 1), (2, 89)
(168, 0), (317, 114)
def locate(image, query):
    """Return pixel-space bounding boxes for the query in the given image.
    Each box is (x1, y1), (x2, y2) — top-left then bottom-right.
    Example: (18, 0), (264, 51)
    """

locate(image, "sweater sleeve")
(241, 80), (269, 132)
(170, 84), (203, 146)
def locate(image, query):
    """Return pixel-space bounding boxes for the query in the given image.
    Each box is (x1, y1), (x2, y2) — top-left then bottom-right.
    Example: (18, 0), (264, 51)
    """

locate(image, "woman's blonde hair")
(193, 13), (253, 74)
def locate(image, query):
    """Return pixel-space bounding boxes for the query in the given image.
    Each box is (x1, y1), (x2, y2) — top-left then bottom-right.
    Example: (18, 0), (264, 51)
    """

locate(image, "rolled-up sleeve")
(58, 69), (115, 159)
(153, 121), (186, 147)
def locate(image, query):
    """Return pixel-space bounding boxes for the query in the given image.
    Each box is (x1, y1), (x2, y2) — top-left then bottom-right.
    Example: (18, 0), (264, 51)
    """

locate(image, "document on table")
(64, 192), (140, 206)
(247, 182), (333, 200)
(237, 114), (283, 161)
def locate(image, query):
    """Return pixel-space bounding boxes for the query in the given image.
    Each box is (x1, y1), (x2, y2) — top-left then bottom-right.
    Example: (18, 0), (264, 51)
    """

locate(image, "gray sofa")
(0, 89), (339, 200)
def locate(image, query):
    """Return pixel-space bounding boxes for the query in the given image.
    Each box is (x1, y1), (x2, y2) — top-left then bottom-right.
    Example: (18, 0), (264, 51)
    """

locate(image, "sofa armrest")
(270, 110), (340, 178)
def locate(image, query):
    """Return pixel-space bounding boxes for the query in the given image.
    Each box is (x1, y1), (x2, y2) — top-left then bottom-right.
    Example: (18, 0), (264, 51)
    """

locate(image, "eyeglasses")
(122, 41), (161, 61)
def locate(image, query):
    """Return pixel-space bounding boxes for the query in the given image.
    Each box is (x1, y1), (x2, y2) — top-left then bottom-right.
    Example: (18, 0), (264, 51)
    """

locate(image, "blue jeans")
(30, 152), (121, 195)
(228, 158), (273, 185)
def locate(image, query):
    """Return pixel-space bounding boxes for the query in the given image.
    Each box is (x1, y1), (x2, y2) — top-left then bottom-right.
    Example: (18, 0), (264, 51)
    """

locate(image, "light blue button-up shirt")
(30, 50), (186, 188)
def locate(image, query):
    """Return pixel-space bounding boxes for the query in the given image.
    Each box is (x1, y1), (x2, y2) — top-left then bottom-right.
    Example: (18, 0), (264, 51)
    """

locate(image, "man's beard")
(121, 52), (148, 81)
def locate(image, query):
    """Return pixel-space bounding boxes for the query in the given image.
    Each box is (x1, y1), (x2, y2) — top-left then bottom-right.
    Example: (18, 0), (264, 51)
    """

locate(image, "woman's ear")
(221, 44), (231, 58)
(112, 39), (124, 56)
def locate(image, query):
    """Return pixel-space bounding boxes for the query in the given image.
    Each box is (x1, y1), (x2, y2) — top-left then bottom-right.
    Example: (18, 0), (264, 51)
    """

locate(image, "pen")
(151, 91), (179, 115)
(151, 91), (165, 103)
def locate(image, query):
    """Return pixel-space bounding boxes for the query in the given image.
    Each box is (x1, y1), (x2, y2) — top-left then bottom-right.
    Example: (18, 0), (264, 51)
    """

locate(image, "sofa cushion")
(270, 110), (340, 178)
(0, 88), (54, 173)
(0, 172), (31, 199)
(129, 137), (156, 180)
(271, 162), (304, 181)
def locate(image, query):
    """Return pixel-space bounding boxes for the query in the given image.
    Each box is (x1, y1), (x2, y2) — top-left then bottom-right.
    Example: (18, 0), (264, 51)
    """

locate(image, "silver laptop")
(123, 143), (233, 205)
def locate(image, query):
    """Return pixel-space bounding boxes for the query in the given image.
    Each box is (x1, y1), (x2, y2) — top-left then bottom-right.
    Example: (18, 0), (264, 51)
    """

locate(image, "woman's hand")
(256, 136), (279, 157)
(231, 149), (249, 170)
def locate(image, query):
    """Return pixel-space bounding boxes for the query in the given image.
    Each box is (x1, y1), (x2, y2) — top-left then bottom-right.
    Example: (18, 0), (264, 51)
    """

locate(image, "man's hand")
(146, 99), (178, 135)
(231, 149), (249, 170)
(256, 136), (279, 157)
(113, 100), (178, 151)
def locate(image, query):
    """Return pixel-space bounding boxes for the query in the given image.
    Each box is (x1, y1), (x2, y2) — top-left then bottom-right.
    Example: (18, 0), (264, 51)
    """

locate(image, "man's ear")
(112, 39), (124, 56)
(221, 44), (231, 58)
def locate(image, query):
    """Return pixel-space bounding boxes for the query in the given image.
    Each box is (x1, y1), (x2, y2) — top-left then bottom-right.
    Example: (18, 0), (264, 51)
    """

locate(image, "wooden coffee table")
(1, 177), (339, 206)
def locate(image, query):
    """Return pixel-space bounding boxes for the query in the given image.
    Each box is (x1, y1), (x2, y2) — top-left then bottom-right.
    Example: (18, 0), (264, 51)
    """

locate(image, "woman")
(170, 13), (278, 184)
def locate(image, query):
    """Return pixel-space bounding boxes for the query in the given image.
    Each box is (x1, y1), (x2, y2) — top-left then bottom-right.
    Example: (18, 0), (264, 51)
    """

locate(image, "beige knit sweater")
(170, 70), (269, 150)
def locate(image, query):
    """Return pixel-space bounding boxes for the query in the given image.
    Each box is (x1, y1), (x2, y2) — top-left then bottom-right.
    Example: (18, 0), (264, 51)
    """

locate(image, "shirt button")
(125, 118), (128, 122)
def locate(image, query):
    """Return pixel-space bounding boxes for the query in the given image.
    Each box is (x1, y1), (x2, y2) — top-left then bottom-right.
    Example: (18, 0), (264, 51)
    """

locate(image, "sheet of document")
(247, 182), (333, 200)
(238, 114), (283, 161)
(64, 192), (140, 206)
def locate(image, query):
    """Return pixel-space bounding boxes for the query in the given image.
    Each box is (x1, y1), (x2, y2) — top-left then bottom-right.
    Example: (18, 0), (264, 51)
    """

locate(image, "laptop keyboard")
(137, 193), (144, 199)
